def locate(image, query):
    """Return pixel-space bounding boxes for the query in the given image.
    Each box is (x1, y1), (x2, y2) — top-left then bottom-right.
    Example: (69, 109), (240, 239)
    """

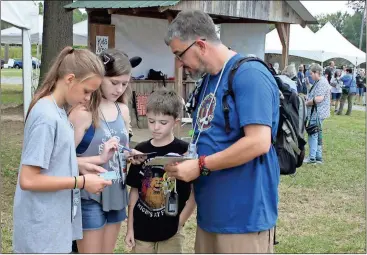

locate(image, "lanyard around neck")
(191, 57), (231, 146)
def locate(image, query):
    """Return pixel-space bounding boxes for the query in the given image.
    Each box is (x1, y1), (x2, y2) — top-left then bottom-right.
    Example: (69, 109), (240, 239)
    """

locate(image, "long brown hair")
(27, 46), (105, 121)
(101, 49), (132, 104)
(88, 49), (132, 127)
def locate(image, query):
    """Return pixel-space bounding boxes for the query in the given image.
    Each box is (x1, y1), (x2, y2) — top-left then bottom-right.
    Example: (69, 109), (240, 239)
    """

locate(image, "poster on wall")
(96, 36), (109, 54)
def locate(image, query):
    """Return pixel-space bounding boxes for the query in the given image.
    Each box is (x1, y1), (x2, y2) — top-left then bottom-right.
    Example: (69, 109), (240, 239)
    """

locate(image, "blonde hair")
(27, 46), (105, 121)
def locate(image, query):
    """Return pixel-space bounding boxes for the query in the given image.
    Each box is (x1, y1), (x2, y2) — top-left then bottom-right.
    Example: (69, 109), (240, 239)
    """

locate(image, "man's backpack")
(223, 57), (307, 175)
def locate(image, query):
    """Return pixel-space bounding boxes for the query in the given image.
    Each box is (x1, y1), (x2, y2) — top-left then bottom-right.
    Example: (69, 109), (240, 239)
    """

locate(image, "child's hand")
(100, 137), (119, 164)
(125, 229), (135, 249)
(127, 149), (146, 165)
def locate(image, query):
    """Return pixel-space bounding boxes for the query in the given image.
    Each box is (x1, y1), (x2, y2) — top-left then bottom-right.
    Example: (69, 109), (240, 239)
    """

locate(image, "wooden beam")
(107, 9), (118, 15)
(158, 6), (171, 13)
(166, 1), (305, 25)
(112, 9), (168, 19)
(276, 23), (290, 70)
(166, 13), (182, 138)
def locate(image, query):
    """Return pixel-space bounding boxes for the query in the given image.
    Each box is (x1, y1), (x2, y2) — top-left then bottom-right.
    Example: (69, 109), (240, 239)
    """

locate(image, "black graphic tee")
(126, 138), (191, 242)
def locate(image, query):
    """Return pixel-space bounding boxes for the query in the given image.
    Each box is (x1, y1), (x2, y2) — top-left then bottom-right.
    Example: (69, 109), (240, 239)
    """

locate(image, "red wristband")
(199, 155), (206, 172)
(199, 155), (211, 176)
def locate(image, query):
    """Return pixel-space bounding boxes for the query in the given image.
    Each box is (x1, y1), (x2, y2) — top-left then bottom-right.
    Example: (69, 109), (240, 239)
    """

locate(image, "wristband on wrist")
(73, 176), (77, 189)
(199, 156), (211, 176)
(81, 175), (86, 190)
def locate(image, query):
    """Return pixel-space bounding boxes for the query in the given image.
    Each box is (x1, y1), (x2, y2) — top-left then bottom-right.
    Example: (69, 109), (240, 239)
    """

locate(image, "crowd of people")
(11, 8), (366, 254)
(268, 60), (366, 164)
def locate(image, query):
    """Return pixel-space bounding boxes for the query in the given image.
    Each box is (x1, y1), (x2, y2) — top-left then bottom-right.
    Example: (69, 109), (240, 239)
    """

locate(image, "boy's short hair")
(146, 88), (183, 119)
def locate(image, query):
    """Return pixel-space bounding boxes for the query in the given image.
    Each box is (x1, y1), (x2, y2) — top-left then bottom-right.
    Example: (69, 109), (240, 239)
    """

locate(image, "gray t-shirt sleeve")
(21, 122), (56, 169)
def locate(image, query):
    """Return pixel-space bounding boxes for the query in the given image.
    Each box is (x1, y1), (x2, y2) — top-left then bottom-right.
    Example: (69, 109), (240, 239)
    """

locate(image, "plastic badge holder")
(165, 179), (179, 217)
(145, 152), (191, 166)
(99, 171), (119, 181)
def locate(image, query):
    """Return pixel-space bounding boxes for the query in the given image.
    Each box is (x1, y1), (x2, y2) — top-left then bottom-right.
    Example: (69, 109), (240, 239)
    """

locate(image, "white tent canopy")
(1, 16), (88, 46)
(265, 25), (323, 61)
(265, 22), (366, 66)
(315, 22), (366, 65)
(1, 1), (37, 119)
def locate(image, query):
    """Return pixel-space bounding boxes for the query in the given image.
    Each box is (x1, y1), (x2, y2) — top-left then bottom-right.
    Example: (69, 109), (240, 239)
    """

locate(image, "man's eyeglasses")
(175, 39), (206, 61)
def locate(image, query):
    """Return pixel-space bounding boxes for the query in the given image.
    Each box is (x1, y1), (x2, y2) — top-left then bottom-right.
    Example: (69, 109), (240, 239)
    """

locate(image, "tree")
(73, 9), (88, 24)
(38, 2), (44, 15)
(39, 1), (72, 86)
(342, 11), (366, 52)
(308, 12), (350, 33)
(348, 0), (365, 12)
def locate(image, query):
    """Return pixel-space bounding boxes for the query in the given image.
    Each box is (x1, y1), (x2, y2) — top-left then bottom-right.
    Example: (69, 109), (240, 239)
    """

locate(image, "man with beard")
(164, 10), (280, 254)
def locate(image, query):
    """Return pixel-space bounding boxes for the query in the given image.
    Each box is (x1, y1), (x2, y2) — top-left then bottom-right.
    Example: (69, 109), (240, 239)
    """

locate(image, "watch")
(199, 156), (211, 176)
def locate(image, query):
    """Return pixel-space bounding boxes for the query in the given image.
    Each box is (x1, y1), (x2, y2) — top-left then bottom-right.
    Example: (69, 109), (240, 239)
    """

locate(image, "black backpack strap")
(224, 57), (273, 134)
(224, 57), (276, 164)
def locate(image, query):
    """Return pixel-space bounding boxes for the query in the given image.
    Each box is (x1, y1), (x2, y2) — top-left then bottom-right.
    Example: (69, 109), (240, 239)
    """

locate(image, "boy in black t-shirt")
(125, 89), (196, 253)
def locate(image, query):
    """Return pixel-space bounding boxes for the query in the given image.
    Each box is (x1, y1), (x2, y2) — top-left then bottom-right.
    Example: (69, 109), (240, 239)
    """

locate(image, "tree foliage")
(38, 1), (87, 24)
(348, 0), (365, 12)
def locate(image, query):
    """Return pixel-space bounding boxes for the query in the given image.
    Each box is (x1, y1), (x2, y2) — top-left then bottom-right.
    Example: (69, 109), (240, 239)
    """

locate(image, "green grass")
(1, 69), (22, 78)
(0, 111), (365, 253)
(1, 84), (23, 105)
(0, 45), (40, 59)
(275, 111), (366, 253)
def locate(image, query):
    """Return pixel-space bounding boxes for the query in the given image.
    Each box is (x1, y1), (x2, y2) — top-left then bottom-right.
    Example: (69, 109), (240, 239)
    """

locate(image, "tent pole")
(22, 29), (32, 121)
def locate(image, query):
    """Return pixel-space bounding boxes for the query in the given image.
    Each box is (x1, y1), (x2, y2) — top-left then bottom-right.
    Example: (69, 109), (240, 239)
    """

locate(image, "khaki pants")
(133, 231), (184, 253)
(337, 93), (356, 115)
(195, 226), (274, 254)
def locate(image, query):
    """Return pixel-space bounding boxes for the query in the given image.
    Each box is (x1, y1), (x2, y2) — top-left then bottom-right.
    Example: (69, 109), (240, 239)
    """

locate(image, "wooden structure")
(65, 0), (317, 132)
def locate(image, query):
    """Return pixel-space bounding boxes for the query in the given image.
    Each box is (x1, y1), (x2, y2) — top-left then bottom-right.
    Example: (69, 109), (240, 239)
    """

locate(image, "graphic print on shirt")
(98, 127), (127, 183)
(137, 165), (166, 218)
(196, 93), (216, 132)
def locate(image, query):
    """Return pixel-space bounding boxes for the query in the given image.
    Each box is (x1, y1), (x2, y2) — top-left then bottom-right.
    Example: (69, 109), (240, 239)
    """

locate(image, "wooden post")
(276, 23), (290, 70)
(167, 12), (183, 138)
(87, 10), (115, 53)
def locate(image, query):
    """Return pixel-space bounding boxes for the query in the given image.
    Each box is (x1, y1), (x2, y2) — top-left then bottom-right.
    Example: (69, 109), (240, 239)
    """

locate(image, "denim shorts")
(358, 87), (365, 96)
(81, 199), (127, 230)
(331, 92), (342, 100)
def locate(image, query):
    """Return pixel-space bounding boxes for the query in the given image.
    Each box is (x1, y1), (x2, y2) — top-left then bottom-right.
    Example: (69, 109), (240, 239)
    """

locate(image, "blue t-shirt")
(192, 54), (280, 234)
(306, 70), (314, 84)
(341, 74), (357, 94)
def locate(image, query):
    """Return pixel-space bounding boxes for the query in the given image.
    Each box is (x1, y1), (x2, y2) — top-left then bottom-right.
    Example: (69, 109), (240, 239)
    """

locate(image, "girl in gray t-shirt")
(12, 47), (113, 253)
(69, 49), (143, 254)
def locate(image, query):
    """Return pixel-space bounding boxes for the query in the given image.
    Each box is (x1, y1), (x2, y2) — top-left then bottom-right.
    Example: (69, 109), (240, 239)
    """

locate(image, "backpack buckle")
(223, 104), (230, 113)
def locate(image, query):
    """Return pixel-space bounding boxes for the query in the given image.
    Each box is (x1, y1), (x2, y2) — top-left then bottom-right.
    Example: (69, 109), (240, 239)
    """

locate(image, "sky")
(300, 1), (355, 16)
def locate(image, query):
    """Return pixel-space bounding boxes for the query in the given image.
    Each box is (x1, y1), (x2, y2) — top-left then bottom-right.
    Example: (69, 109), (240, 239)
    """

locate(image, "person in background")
(337, 67), (357, 116)
(280, 64), (298, 93)
(303, 63), (330, 164)
(324, 61), (336, 84)
(273, 62), (280, 74)
(305, 64), (314, 89)
(268, 63), (277, 75)
(356, 69), (366, 105)
(330, 70), (343, 113)
(341, 65), (347, 76)
(297, 64), (307, 95)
